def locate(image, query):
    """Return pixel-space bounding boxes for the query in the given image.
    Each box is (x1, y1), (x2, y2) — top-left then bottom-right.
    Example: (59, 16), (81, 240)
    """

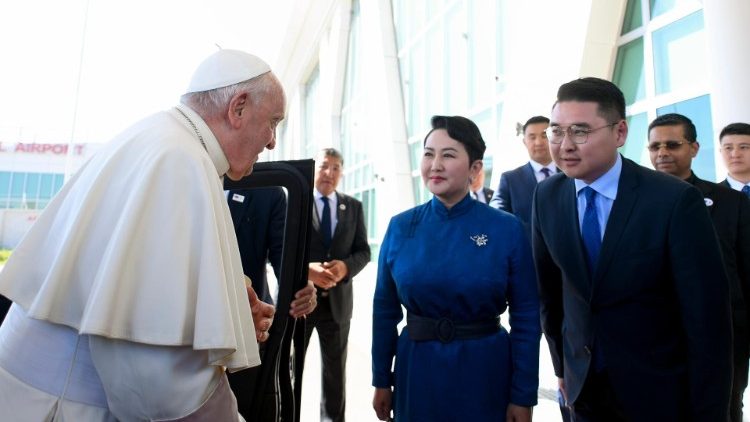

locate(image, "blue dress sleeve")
(371, 218), (403, 388)
(506, 218), (541, 406)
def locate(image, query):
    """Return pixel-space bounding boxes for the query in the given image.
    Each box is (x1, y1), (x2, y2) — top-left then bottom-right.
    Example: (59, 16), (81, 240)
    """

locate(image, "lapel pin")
(470, 234), (488, 247)
(232, 193), (245, 203)
(704, 198), (713, 207)
(339, 204), (346, 211)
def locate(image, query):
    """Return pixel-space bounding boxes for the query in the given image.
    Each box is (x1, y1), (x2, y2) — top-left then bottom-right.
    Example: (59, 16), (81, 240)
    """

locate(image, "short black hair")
(648, 113), (697, 143)
(719, 122), (750, 142)
(320, 147), (343, 165)
(523, 116), (550, 134)
(555, 77), (626, 123)
(424, 115), (486, 164)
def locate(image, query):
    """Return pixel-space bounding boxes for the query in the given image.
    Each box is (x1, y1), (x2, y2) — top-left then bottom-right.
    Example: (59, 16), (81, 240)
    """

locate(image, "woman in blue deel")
(372, 115), (540, 421)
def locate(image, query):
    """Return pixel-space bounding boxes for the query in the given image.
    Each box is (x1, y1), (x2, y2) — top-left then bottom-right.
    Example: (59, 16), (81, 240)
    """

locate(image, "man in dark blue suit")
(719, 122), (750, 196)
(532, 77), (732, 421)
(226, 186), (317, 419)
(649, 113), (750, 422)
(490, 115), (558, 236)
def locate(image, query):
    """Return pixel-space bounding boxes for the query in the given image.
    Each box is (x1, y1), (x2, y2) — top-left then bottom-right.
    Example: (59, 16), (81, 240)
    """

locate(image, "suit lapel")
(522, 163), (537, 189)
(332, 192), (346, 242)
(594, 159), (639, 285)
(227, 190), (247, 231)
(312, 196), (321, 233)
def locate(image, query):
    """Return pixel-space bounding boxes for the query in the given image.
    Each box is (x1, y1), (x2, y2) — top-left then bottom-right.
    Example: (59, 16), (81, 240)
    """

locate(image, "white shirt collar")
(528, 159), (557, 174)
(574, 154), (622, 201)
(725, 174), (750, 191)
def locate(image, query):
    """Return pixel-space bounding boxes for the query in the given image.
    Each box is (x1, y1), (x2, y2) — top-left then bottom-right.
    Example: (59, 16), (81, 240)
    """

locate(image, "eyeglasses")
(646, 141), (690, 152)
(546, 123), (618, 144)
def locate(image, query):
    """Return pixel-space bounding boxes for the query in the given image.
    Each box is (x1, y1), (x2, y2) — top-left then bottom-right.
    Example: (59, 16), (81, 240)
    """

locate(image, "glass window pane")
(495, 0), (507, 94)
(656, 94), (714, 180)
(650, 0), (701, 18)
(468, 0), (496, 108)
(652, 11), (706, 95)
(53, 174), (65, 194)
(0, 172), (10, 198)
(445, 3), (468, 114)
(409, 140), (422, 171)
(613, 37), (645, 105)
(622, 0), (643, 34)
(39, 173), (53, 199)
(10, 172), (25, 197)
(620, 113), (648, 164)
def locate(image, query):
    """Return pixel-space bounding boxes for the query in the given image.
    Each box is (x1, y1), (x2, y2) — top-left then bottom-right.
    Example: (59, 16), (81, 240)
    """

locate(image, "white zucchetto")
(185, 49), (271, 94)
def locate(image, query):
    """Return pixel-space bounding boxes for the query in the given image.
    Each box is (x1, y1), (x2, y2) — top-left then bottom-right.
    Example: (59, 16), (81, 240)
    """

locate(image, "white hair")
(180, 72), (279, 119)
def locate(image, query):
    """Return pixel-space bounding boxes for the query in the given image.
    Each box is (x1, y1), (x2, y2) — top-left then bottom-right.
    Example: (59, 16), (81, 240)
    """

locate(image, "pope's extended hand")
(248, 285), (275, 343)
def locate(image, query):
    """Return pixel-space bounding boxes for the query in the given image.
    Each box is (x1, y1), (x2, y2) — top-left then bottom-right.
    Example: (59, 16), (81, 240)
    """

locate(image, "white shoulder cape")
(0, 106), (259, 371)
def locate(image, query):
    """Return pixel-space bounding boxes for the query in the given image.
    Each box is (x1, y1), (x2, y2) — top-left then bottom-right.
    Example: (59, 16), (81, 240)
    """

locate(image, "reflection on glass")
(656, 94), (714, 180)
(650, 0), (702, 18)
(622, 0), (643, 34)
(613, 37), (646, 105)
(652, 10), (706, 95)
(620, 113), (648, 164)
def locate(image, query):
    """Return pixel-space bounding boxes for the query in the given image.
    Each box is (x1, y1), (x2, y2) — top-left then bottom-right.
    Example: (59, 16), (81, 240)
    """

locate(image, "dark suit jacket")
(532, 157), (732, 421)
(310, 192), (370, 323)
(480, 187), (494, 203)
(227, 187), (286, 304)
(490, 163), (537, 236)
(690, 173), (750, 356)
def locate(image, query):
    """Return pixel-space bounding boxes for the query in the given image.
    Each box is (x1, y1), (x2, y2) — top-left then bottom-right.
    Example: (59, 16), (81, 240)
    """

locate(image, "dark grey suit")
(690, 173), (750, 422)
(533, 157), (732, 421)
(305, 191), (370, 421)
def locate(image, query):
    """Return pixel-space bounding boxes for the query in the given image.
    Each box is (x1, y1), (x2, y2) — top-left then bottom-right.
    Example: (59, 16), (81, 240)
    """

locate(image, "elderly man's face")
(225, 82), (286, 181)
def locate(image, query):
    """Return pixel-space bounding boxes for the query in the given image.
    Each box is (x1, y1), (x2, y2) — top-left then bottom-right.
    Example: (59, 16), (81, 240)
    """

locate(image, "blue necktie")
(743, 185), (750, 199)
(321, 196), (332, 249)
(581, 187), (601, 277)
(540, 168), (551, 180)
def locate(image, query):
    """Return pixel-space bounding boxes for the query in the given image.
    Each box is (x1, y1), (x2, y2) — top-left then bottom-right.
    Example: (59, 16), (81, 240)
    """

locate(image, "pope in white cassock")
(0, 49), (291, 421)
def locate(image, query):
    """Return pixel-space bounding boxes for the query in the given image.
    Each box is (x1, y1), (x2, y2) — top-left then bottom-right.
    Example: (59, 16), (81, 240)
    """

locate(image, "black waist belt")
(406, 313), (502, 343)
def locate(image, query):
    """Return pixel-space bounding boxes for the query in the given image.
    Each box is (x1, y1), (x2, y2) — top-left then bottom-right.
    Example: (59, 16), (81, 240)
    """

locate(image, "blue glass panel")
(656, 94), (714, 180)
(613, 38), (646, 105)
(622, 0), (643, 34)
(652, 11), (705, 95)
(620, 113), (648, 164)
(0, 172), (10, 197)
(39, 174), (53, 199)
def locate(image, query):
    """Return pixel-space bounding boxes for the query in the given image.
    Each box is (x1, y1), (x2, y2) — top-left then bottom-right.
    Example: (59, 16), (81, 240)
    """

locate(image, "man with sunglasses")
(648, 113), (750, 422)
(532, 77), (731, 421)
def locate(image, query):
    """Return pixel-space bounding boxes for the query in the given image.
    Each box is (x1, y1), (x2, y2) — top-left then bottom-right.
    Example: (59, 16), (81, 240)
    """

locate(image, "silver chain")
(175, 107), (208, 151)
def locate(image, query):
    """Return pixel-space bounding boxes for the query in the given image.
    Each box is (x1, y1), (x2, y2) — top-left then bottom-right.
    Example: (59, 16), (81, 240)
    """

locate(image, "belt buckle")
(435, 317), (455, 343)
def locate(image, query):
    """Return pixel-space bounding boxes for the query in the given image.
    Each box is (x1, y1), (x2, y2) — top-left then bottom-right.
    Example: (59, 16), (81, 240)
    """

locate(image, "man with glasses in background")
(648, 113), (750, 422)
(719, 122), (750, 197)
(532, 77), (732, 421)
